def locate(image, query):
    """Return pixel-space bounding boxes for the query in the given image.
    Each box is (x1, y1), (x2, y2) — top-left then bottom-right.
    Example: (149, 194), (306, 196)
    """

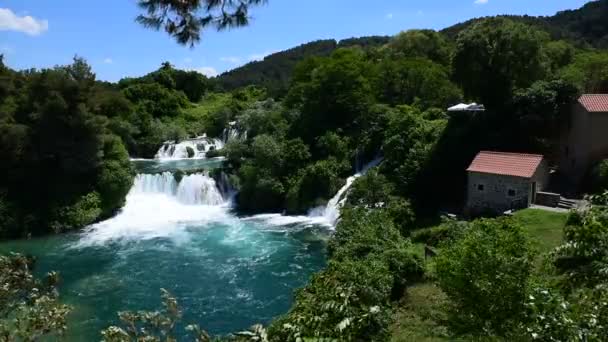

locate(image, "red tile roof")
(467, 151), (544, 178)
(579, 94), (608, 113)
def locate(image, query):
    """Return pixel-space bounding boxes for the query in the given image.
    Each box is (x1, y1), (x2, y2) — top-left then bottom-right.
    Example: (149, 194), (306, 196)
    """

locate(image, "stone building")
(560, 94), (608, 187)
(466, 151), (549, 215)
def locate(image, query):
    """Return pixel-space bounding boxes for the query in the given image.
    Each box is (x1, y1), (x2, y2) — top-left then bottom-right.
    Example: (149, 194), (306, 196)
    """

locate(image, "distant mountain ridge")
(215, 36), (390, 96)
(441, 0), (608, 47)
(215, 0), (607, 95)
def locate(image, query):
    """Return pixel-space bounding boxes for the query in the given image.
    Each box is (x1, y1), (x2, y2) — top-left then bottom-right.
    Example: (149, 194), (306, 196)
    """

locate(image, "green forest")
(2, 0), (608, 340)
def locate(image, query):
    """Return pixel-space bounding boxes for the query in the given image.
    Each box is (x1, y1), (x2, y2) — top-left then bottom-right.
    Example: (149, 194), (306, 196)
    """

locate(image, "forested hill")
(214, 36), (390, 97)
(216, 0), (606, 95)
(442, 0), (608, 47)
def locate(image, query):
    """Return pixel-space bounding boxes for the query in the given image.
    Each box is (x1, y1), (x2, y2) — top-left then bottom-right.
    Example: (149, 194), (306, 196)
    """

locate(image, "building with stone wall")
(466, 151), (549, 215)
(560, 94), (608, 188)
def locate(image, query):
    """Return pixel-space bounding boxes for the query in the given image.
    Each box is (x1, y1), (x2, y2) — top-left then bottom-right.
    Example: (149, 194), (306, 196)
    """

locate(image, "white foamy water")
(250, 158), (383, 228)
(243, 214), (332, 228)
(78, 172), (230, 246)
(309, 158), (382, 226)
(155, 136), (225, 160)
(133, 172), (225, 206)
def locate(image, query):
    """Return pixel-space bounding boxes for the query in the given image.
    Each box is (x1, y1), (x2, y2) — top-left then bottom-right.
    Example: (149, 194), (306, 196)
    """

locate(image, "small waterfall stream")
(312, 158), (382, 226)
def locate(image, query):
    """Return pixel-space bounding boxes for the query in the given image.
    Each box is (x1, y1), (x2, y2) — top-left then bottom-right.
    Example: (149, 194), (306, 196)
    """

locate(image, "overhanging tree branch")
(136, 0), (267, 47)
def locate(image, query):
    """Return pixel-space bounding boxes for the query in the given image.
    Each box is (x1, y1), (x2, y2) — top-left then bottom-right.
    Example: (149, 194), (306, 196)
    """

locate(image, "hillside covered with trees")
(215, 0), (608, 96)
(2, 0), (608, 340)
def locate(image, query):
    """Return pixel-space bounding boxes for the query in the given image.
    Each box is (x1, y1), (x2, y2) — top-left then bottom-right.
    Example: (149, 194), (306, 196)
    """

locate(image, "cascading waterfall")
(155, 123), (247, 160)
(155, 135), (225, 160)
(133, 172), (225, 206)
(252, 158), (382, 228)
(223, 122), (247, 143)
(310, 158), (382, 226)
(79, 171), (230, 245)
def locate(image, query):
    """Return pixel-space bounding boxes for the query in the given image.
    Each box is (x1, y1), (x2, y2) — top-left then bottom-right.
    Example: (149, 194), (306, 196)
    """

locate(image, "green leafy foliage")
(216, 37), (390, 97)
(375, 57), (461, 109)
(136, 0), (268, 46)
(588, 159), (608, 193)
(0, 58), (134, 238)
(434, 218), (535, 337)
(560, 51), (608, 93)
(0, 254), (71, 341)
(287, 48), (374, 144)
(453, 18), (549, 108)
(553, 192), (608, 290)
(271, 208), (423, 341)
(386, 29), (453, 66)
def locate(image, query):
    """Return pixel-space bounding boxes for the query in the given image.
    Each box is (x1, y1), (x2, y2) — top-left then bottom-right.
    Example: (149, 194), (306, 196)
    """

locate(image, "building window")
(508, 189), (516, 197)
(477, 184), (485, 192)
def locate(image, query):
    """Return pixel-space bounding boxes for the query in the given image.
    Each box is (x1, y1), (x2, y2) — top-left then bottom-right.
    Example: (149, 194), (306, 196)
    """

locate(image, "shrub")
(50, 192), (103, 233)
(0, 254), (71, 340)
(588, 159), (608, 193)
(96, 135), (134, 217)
(434, 218), (535, 337)
(411, 219), (467, 246)
(270, 208), (423, 341)
(552, 192), (608, 289)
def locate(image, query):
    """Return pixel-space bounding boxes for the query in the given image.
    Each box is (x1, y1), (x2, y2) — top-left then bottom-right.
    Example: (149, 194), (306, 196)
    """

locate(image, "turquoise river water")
(0, 159), (330, 340)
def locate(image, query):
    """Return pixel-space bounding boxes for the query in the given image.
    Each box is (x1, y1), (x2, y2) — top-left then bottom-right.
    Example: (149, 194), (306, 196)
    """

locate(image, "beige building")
(466, 151), (549, 215)
(560, 94), (608, 186)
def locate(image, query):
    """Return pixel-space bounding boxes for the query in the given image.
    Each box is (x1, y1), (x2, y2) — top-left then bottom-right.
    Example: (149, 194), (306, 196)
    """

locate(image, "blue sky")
(0, 0), (591, 82)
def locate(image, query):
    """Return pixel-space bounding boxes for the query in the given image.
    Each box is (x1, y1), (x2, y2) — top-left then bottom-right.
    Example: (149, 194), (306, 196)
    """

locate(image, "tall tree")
(452, 18), (549, 109)
(136, 0), (267, 46)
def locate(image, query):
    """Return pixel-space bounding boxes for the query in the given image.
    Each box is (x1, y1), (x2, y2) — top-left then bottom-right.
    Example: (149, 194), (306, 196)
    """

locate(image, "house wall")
(533, 159), (550, 192)
(589, 111), (608, 163)
(560, 103), (608, 185)
(560, 103), (591, 182)
(466, 172), (531, 214)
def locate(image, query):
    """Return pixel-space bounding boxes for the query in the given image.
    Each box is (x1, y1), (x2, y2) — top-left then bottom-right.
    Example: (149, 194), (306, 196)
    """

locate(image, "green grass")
(390, 283), (451, 342)
(392, 209), (569, 341)
(512, 208), (568, 254)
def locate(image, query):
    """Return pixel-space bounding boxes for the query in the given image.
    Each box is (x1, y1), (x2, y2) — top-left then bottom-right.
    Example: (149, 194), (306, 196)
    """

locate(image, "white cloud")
(220, 56), (242, 64)
(103, 58), (113, 64)
(474, 0), (489, 4)
(192, 66), (219, 77)
(248, 51), (276, 62)
(0, 8), (48, 35)
(385, 13), (394, 20)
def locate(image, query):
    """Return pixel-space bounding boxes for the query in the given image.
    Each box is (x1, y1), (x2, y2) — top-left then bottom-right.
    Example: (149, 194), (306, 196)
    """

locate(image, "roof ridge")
(478, 150), (543, 158)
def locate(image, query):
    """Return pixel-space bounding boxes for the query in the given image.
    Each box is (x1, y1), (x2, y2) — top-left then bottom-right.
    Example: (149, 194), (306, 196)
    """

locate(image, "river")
(0, 158), (330, 340)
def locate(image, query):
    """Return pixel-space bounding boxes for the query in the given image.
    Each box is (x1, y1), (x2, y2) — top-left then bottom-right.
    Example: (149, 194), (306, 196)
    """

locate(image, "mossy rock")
(186, 146), (195, 158)
(173, 170), (185, 183)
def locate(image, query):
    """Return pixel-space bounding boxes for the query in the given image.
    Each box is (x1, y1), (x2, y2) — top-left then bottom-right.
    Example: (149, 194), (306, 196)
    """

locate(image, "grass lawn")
(392, 209), (569, 341)
(390, 283), (451, 342)
(512, 208), (569, 254)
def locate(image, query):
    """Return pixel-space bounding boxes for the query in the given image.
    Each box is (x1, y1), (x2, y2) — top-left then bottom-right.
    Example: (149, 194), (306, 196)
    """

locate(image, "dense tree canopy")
(453, 18), (549, 108)
(0, 58), (134, 238)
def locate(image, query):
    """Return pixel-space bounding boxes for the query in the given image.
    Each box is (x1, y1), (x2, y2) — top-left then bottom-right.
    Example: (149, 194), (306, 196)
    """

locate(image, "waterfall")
(222, 122), (247, 143)
(309, 158), (382, 226)
(155, 135), (225, 160)
(132, 172), (226, 206)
